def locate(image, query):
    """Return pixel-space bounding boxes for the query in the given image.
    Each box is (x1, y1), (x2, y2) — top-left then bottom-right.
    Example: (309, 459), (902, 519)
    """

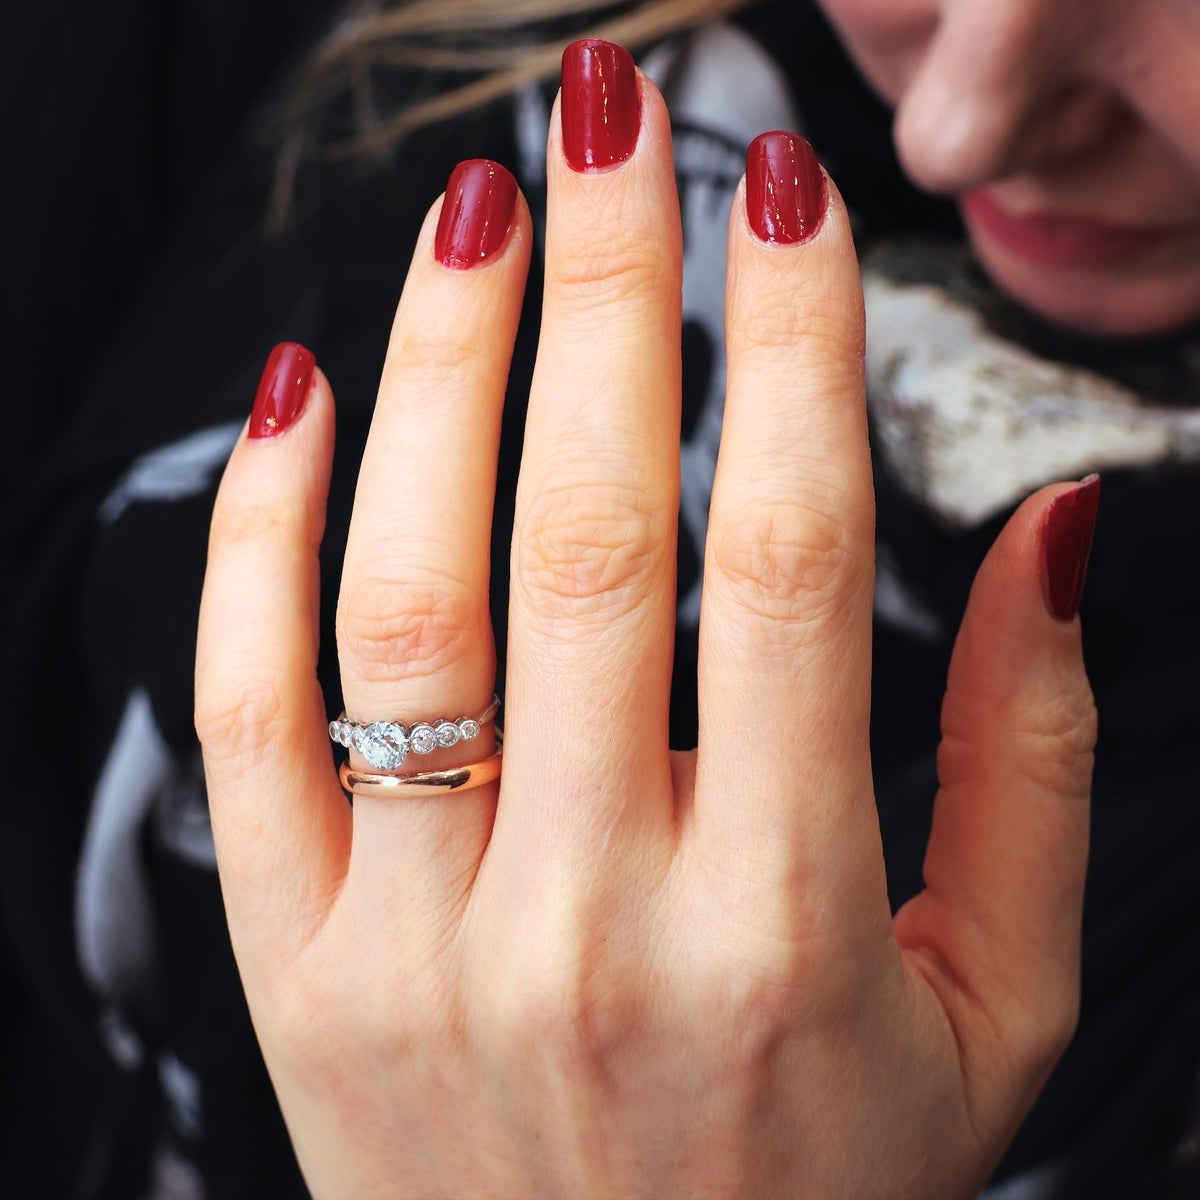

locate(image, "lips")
(961, 189), (1179, 268)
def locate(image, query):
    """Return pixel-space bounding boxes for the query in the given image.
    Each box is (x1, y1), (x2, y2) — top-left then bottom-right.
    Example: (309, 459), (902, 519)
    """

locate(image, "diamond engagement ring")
(328, 694), (500, 771)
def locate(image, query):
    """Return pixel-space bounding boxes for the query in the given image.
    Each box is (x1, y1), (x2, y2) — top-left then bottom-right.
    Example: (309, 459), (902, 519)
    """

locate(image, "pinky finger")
(196, 344), (350, 972)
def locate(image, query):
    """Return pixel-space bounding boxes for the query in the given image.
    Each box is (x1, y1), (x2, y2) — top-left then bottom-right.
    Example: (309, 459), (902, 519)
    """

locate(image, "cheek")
(813, 0), (936, 103)
(1129, 145), (1200, 225)
(1124, 82), (1200, 187)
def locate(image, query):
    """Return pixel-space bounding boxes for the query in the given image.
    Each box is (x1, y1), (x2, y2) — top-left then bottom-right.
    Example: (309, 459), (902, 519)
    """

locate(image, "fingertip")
(558, 39), (664, 174)
(631, 66), (674, 154)
(311, 362), (332, 397)
(434, 159), (524, 270)
(728, 149), (858, 302)
(945, 482), (1098, 772)
(537, 57), (681, 329)
(1040, 475), (1101, 623)
(986, 476), (1102, 626)
(724, 154), (863, 399)
(1006, 476), (1097, 534)
(249, 341), (317, 439)
(546, 53), (674, 187)
(210, 347), (336, 561)
(407, 165), (532, 296)
(309, 363), (336, 426)
(743, 130), (827, 245)
(731, 138), (853, 256)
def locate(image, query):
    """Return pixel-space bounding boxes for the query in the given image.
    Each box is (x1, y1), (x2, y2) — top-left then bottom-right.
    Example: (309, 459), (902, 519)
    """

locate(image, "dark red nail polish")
(1041, 474), (1101, 622)
(435, 159), (518, 269)
(561, 39), (641, 173)
(746, 130), (827, 244)
(249, 342), (316, 439)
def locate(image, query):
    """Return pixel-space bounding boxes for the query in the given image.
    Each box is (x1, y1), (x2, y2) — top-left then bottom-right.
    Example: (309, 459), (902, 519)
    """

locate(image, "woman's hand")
(196, 41), (1097, 1199)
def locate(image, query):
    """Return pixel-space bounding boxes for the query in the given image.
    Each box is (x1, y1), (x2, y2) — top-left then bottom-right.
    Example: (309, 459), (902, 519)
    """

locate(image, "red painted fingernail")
(249, 342), (316, 439)
(1041, 474), (1101, 622)
(746, 130), (827, 244)
(435, 159), (518, 269)
(561, 39), (641, 173)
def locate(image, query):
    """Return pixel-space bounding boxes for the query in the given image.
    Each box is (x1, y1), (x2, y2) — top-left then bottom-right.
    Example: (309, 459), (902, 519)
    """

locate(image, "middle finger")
(503, 42), (682, 852)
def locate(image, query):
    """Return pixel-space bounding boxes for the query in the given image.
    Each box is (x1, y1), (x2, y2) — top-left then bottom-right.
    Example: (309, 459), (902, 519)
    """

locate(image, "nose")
(892, 0), (1122, 194)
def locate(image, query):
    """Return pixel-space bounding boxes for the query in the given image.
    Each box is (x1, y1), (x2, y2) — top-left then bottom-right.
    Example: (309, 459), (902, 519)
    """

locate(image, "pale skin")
(186, 0), (1200, 1192)
(823, 0), (1200, 337)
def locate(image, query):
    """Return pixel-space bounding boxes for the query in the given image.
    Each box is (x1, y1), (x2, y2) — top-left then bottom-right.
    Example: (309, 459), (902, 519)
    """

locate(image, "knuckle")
(1008, 696), (1097, 797)
(698, 931), (851, 1054)
(735, 301), (847, 357)
(706, 499), (865, 641)
(944, 679), (1098, 798)
(552, 221), (672, 311)
(336, 576), (482, 684)
(390, 329), (488, 389)
(487, 946), (620, 1077)
(194, 677), (288, 771)
(515, 481), (669, 625)
(712, 950), (797, 1035)
(1049, 676), (1099, 757)
(208, 496), (293, 554)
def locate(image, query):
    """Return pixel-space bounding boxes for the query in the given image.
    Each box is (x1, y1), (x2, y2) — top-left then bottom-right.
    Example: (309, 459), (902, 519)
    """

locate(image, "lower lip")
(961, 190), (1175, 268)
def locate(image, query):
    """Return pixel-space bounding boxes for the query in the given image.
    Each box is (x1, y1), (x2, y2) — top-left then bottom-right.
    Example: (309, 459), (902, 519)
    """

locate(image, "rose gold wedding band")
(338, 748), (502, 799)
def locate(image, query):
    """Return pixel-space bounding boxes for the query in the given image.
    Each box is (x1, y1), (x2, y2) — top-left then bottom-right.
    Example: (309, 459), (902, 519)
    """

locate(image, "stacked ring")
(331, 696), (502, 799)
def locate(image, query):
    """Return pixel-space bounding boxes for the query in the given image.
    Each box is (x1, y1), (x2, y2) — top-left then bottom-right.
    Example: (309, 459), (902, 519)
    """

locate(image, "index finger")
(695, 134), (885, 917)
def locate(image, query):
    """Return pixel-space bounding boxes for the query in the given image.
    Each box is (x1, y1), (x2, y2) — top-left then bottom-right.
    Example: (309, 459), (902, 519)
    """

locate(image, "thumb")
(894, 476), (1100, 1127)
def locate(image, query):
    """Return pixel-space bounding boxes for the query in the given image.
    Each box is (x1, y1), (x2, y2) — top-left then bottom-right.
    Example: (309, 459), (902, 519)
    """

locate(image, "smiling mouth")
(961, 189), (1184, 269)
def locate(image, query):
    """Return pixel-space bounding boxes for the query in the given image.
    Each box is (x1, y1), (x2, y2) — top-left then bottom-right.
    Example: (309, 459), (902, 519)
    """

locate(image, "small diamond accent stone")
(359, 722), (410, 770)
(410, 723), (437, 754)
(332, 706), (495, 759)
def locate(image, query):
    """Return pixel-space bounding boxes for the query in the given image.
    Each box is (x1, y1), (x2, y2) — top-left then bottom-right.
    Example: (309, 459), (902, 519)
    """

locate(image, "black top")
(4, 2), (1200, 1197)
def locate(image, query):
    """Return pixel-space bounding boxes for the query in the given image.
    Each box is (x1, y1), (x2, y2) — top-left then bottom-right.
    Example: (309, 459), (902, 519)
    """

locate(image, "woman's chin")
(965, 224), (1200, 341)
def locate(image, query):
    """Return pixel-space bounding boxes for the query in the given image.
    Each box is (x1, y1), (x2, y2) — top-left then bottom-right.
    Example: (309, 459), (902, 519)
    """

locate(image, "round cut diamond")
(359, 722), (409, 770)
(435, 720), (460, 748)
(328, 721), (339, 740)
(457, 718), (480, 740)
(350, 726), (366, 752)
(410, 723), (437, 754)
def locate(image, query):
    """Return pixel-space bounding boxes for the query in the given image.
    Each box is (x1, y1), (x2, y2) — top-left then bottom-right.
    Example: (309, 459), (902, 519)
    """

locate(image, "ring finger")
(337, 160), (531, 916)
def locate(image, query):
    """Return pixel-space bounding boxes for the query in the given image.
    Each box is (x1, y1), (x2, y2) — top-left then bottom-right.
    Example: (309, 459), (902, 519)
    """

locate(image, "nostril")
(1048, 86), (1131, 159)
